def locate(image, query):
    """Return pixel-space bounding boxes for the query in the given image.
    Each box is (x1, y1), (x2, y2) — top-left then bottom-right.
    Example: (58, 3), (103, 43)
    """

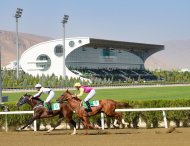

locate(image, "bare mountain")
(145, 40), (190, 70)
(0, 30), (190, 70)
(0, 30), (52, 66)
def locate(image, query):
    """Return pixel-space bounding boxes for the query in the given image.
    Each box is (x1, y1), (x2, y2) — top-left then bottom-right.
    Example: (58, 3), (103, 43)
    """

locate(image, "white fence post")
(33, 120), (37, 131)
(5, 114), (8, 132)
(0, 111), (36, 132)
(162, 110), (168, 128)
(101, 112), (104, 130)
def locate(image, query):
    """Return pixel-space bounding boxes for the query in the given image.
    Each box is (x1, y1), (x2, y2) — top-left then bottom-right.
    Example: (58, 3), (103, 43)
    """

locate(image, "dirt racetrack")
(1, 128), (190, 146)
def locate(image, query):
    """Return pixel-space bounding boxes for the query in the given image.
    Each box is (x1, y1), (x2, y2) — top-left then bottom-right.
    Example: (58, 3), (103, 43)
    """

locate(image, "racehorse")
(57, 90), (133, 134)
(16, 93), (77, 135)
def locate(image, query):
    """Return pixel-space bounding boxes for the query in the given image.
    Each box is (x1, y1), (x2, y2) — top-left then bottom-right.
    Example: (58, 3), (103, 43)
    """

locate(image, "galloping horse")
(57, 90), (133, 134)
(16, 93), (77, 135)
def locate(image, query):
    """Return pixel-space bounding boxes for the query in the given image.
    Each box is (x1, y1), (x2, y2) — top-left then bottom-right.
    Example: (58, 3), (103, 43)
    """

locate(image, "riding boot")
(46, 102), (53, 114)
(85, 101), (92, 112)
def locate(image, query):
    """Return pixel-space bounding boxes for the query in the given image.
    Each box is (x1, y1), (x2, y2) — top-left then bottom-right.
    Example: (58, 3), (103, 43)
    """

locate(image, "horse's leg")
(104, 108), (127, 127)
(47, 117), (64, 133)
(94, 118), (102, 129)
(21, 116), (38, 130)
(61, 107), (77, 135)
(114, 112), (128, 127)
(68, 119), (77, 135)
(121, 118), (128, 125)
(20, 111), (42, 130)
(82, 117), (92, 135)
(113, 119), (119, 127)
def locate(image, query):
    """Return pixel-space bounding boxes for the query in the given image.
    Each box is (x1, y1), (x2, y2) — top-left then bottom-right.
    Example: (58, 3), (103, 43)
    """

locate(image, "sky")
(1, 0), (190, 44)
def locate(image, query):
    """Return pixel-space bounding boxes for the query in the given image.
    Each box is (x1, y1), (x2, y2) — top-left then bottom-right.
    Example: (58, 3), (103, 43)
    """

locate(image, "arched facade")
(20, 37), (164, 80)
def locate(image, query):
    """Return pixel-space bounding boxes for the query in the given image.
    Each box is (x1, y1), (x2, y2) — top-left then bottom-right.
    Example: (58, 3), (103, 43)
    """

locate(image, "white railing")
(2, 107), (190, 132)
(101, 107), (190, 130)
(0, 111), (36, 132)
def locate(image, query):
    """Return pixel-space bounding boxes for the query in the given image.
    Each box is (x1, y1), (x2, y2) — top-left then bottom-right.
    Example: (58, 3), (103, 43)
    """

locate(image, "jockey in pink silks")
(74, 82), (96, 112)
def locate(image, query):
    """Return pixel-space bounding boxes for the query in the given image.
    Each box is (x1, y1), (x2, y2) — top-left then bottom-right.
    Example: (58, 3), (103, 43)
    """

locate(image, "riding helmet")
(35, 83), (42, 88)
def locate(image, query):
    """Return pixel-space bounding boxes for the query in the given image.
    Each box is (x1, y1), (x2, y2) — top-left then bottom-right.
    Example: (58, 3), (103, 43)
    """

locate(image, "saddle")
(43, 102), (60, 111)
(82, 100), (99, 109)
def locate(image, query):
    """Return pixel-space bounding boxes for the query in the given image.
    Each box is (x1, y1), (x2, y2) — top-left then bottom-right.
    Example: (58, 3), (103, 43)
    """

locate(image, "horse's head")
(16, 93), (31, 107)
(57, 90), (73, 103)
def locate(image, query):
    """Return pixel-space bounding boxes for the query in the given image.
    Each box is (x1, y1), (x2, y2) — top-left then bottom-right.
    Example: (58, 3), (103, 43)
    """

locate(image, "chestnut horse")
(57, 90), (133, 134)
(16, 93), (77, 135)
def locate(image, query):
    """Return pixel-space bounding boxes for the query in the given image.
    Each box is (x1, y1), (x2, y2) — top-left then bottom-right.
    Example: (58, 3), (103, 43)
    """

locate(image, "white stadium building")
(20, 37), (164, 81)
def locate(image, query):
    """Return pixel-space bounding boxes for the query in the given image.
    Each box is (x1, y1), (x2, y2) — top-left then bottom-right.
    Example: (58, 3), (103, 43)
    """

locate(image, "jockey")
(74, 82), (96, 112)
(32, 84), (55, 114)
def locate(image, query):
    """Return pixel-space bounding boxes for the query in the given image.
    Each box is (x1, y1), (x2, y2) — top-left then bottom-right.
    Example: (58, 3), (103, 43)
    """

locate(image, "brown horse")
(57, 90), (133, 134)
(16, 93), (77, 135)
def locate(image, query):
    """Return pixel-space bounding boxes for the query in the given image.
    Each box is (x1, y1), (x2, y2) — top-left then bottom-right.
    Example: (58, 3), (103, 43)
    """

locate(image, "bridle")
(19, 95), (29, 105)
(17, 95), (43, 108)
(58, 93), (73, 103)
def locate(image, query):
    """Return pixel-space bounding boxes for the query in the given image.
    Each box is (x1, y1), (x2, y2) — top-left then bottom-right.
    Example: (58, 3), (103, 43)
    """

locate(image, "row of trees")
(1, 70), (190, 89)
(1, 70), (85, 89)
(152, 70), (190, 83)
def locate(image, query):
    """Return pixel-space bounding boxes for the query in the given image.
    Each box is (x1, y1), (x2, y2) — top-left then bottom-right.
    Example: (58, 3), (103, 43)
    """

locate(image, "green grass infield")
(2, 86), (190, 103)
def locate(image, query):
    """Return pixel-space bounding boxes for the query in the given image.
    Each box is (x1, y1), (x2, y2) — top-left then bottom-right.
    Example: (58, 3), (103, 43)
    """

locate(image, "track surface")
(1, 128), (190, 146)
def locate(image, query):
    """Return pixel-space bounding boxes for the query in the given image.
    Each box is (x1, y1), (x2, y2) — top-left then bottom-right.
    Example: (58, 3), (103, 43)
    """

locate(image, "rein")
(58, 94), (72, 103)
(33, 104), (43, 110)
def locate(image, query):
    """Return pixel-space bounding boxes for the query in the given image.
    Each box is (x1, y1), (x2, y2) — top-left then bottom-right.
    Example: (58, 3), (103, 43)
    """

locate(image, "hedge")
(1, 100), (190, 130)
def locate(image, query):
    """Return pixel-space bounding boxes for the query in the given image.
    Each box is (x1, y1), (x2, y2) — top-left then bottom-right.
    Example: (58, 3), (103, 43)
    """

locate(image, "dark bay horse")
(16, 93), (77, 135)
(57, 90), (133, 134)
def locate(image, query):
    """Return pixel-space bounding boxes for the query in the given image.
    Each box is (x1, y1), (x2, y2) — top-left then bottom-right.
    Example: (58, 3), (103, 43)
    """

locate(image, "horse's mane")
(65, 90), (81, 102)
(24, 93), (43, 103)
(72, 96), (81, 101)
(24, 93), (32, 97)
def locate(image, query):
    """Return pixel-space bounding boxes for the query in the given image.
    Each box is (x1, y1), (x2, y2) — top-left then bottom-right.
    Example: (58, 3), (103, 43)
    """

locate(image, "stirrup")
(85, 108), (91, 112)
(48, 110), (53, 115)
(85, 110), (90, 116)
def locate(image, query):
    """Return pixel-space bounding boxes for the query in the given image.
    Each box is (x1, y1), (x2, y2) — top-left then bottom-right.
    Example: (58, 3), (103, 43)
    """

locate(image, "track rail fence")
(0, 111), (36, 132)
(101, 107), (190, 130)
(1, 107), (190, 132)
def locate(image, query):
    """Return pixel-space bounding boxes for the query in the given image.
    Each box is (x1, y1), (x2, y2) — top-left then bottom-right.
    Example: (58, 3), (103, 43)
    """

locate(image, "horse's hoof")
(113, 124), (119, 128)
(47, 127), (54, 133)
(95, 124), (101, 129)
(70, 128), (77, 135)
(71, 132), (76, 135)
(121, 119), (128, 125)
(16, 127), (22, 131)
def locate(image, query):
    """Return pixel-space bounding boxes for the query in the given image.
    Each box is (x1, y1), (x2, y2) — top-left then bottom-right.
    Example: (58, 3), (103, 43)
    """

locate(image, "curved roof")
(85, 38), (164, 61)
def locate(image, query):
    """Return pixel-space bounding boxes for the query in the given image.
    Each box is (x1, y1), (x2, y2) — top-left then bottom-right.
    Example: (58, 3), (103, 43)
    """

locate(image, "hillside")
(0, 30), (190, 70)
(145, 40), (190, 70)
(0, 30), (52, 66)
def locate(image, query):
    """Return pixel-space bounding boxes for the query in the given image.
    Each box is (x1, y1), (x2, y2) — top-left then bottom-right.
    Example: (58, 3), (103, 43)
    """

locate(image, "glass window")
(36, 54), (51, 71)
(54, 44), (63, 57)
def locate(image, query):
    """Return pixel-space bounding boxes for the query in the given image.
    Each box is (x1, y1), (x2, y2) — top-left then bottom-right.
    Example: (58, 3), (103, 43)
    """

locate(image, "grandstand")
(20, 37), (164, 82)
(69, 68), (157, 82)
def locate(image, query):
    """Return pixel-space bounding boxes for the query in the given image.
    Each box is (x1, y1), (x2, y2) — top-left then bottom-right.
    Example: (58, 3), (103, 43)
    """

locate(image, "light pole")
(61, 15), (69, 79)
(0, 43), (2, 103)
(14, 8), (23, 79)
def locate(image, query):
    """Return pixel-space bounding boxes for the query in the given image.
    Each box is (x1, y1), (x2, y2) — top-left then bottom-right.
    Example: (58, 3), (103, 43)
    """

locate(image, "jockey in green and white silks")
(33, 84), (55, 114)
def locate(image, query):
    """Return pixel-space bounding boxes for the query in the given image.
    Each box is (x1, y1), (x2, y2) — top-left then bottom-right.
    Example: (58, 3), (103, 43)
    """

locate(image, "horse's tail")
(116, 102), (133, 109)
